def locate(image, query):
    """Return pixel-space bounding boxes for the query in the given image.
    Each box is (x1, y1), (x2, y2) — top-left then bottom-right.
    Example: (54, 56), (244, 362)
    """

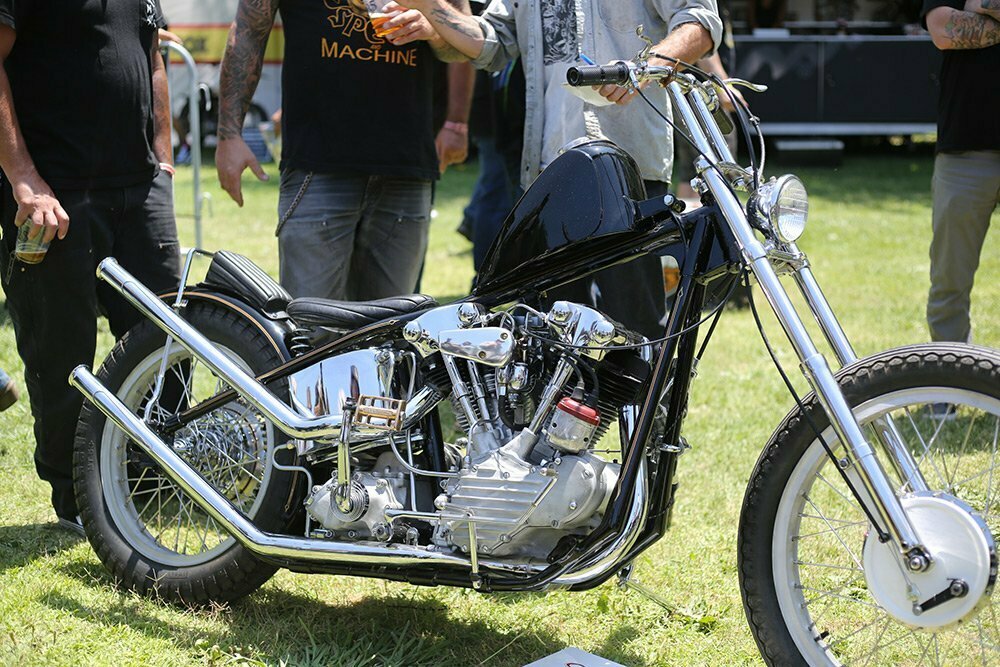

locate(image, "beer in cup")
(364, 0), (401, 38)
(15, 223), (50, 264)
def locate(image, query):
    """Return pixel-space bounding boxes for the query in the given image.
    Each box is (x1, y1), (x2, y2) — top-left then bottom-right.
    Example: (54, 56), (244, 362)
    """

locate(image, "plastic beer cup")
(15, 223), (50, 264)
(364, 0), (401, 38)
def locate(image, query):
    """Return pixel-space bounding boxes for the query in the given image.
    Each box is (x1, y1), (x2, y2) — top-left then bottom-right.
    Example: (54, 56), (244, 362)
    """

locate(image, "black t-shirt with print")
(921, 0), (1000, 152)
(0, 0), (165, 189)
(278, 0), (439, 181)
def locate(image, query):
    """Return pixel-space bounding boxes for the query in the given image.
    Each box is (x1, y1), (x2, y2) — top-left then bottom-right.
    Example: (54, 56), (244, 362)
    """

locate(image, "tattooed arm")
(965, 0), (1000, 21)
(383, 0), (471, 61)
(394, 0), (486, 60)
(216, 0), (279, 206)
(427, 0), (471, 61)
(926, 6), (1000, 50)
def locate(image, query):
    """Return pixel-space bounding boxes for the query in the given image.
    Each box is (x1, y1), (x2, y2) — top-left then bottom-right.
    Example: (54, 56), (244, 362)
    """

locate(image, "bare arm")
(651, 22), (715, 67)
(435, 61), (474, 172)
(217, 0), (278, 205)
(926, 6), (1000, 49)
(150, 42), (173, 167)
(598, 23), (714, 105)
(0, 25), (68, 241)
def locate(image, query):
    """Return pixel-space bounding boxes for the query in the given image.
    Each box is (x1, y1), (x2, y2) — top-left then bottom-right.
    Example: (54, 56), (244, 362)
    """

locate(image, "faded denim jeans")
(277, 170), (432, 301)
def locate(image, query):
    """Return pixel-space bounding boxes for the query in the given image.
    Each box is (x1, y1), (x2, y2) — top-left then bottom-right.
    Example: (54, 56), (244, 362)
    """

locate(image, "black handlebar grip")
(566, 62), (630, 87)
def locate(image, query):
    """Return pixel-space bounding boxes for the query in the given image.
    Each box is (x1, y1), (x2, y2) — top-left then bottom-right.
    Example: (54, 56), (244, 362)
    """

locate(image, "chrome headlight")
(755, 175), (808, 243)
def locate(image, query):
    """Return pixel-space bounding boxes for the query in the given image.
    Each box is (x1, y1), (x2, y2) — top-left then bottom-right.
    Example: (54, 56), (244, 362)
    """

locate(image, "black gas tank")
(474, 139), (646, 299)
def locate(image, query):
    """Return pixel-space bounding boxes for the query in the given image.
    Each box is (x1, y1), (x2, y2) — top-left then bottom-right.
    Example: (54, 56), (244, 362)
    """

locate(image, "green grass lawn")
(0, 152), (998, 666)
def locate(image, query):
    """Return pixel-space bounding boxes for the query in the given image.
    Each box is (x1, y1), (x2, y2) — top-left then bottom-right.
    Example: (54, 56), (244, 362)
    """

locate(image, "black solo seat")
(286, 294), (438, 331)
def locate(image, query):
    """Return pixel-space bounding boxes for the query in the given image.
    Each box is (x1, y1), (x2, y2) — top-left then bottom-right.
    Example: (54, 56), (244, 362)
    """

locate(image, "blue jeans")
(277, 170), (432, 301)
(464, 135), (514, 271)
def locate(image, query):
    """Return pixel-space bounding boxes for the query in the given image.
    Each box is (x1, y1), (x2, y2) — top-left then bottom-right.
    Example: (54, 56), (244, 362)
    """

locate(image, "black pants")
(543, 180), (672, 340)
(0, 172), (180, 518)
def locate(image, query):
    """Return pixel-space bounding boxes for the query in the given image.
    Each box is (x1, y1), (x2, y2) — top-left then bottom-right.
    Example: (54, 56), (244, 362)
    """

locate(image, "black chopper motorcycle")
(69, 35), (1000, 666)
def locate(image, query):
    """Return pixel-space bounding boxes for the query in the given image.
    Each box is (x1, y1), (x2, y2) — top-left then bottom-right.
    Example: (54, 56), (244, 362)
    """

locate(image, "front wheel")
(740, 343), (1000, 665)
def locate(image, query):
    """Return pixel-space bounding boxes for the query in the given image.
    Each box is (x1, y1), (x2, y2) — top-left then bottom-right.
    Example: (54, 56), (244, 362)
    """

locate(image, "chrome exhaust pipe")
(97, 257), (345, 440)
(70, 363), (650, 582)
(70, 365), (469, 567)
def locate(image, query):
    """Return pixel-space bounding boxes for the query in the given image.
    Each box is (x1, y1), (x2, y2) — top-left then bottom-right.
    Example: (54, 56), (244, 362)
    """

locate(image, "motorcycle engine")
(432, 438), (618, 559)
(299, 300), (651, 563)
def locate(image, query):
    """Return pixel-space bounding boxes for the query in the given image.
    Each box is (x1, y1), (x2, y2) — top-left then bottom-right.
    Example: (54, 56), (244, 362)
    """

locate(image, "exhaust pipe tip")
(69, 364), (92, 388)
(95, 256), (120, 280)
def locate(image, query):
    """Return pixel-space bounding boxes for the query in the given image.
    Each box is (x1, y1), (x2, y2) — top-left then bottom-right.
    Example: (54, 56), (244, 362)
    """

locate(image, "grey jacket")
(472, 0), (722, 188)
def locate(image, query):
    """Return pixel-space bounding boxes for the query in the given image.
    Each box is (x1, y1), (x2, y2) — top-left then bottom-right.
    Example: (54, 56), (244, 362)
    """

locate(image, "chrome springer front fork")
(666, 80), (931, 566)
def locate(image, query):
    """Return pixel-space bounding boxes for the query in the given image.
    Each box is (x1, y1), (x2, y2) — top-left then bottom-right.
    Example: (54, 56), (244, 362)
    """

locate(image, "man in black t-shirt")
(922, 0), (1000, 343)
(216, 0), (471, 301)
(0, 0), (180, 531)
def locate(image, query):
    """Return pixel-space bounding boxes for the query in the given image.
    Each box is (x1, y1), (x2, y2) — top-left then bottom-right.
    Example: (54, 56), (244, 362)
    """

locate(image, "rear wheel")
(74, 302), (300, 605)
(740, 344), (1000, 665)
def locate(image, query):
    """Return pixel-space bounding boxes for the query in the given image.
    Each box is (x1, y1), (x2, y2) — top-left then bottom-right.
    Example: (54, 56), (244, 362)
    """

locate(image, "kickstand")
(617, 564), (677, 614)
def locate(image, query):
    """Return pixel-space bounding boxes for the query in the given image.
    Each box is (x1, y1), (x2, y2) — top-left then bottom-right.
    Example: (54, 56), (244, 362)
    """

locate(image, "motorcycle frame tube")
(669, 85), (927, 555)
(568, 220), (718, 592)
(160, 314), (411, 434)
(472, 218), (686, 310)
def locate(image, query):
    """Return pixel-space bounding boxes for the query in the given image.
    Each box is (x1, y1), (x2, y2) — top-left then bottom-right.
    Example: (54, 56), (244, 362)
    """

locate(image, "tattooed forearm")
(218, 0), (279, 140)
(436, 0), (473, 57)
(943, 9), (1000, 49)
(430, 7), (483, 41)
(978, 0), (1000, 19)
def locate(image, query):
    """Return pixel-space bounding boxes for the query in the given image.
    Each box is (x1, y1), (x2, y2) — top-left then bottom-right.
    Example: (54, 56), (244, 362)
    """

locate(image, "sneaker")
(56, 514), (85, 537)
(928, 402), (957, 422)
(0, 370), (18, 412)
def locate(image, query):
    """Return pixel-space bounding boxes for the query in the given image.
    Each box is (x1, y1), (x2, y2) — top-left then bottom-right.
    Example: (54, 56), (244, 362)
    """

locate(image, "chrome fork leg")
(790, 253), (929, 493)
(702, 166), (927, 562)
(671, 78), (929, 563)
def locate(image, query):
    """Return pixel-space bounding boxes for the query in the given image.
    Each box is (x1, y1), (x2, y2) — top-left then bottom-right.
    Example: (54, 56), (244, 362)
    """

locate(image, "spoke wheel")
(75, 301), (300, 604)
(740, 344), (1000, 666)
(101, 343), (273, 567)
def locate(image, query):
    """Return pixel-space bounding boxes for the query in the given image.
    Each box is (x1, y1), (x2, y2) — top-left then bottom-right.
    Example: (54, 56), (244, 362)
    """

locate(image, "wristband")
(443, 121), (468, 135)
(159, 162), (176, 177)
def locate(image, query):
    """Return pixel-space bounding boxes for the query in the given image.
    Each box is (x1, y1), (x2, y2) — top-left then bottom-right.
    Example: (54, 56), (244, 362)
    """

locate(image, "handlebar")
(566, 61), (678, 89)
(566, 62), (631, 87)
(565, 53), (767, 195)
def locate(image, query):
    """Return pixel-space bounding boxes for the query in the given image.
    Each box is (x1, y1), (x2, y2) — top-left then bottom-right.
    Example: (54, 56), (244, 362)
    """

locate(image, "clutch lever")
(723, 78), (769, 94)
